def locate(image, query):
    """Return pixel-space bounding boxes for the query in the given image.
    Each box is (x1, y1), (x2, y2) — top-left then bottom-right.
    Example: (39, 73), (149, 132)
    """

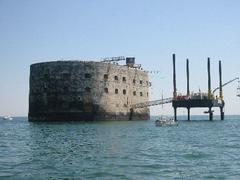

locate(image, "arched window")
(122, 77), (126, 82)
(140, 80), (143, 85)
(114, 76), (118, 80)
(133, 91), (136, 96)
(123, 89), (126, 95)
(140, 92), (143, 96)
(115, 89), (118, 94)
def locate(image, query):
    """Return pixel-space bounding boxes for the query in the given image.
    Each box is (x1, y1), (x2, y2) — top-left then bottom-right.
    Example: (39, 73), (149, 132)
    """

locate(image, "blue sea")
(1, 116), (240, 179)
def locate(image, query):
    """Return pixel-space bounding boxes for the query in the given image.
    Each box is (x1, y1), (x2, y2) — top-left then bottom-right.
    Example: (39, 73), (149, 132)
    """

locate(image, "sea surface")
(0, 116), (240, 179)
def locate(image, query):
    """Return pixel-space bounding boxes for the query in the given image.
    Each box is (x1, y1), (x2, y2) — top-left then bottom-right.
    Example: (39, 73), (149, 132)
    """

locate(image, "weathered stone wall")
(29, 61), (149, 121)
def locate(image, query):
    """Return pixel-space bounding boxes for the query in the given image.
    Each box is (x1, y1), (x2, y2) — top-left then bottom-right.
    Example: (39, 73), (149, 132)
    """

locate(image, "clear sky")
(0, 0), (240, 116)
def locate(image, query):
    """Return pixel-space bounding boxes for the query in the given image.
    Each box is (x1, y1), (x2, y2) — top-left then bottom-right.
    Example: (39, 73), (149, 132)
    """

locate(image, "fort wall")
(29, 61), (149, 121)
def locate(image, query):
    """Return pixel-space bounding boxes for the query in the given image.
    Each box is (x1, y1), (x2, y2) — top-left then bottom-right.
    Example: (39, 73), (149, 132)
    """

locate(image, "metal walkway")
(131, 97), (172, 109)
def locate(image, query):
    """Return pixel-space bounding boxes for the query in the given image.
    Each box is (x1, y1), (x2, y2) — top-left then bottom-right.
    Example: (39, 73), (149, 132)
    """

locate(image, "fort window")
(140, 80), (143, 85)
(115, 89), (118, 94)
(85, 87), (91, 93)
(104, 88), (108, 93)
(114, 76), (118, 80)
(133, 91), (136, 96)
(85, 73), (92, 78)
(147, 92), (149, 97)
(133, 79), (136, 84)
(104, 74), (108, 81)
(140, 92), (143, 96)
(123, 89), (126, 95)
(122, 77), (126, 82)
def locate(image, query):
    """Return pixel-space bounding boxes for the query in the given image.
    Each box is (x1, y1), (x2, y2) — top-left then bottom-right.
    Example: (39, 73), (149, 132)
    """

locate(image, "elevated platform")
(172, 98), (224, 108)
(172, 98), (225, 121)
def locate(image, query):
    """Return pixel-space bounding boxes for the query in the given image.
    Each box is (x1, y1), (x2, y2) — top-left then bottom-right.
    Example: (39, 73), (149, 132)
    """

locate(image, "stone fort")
(28, 57), (150, 121)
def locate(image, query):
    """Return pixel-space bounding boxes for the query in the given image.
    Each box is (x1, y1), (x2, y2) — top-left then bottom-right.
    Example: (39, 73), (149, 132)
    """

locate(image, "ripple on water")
(1, 117), (240, 179)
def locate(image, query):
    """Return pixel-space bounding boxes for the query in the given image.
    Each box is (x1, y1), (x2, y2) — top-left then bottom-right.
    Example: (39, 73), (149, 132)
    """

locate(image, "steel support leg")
(209, 107), (213, 121)
(220, 107), (224, 120)
(187, 108), (190, 121)
(174, 107), (177, 121)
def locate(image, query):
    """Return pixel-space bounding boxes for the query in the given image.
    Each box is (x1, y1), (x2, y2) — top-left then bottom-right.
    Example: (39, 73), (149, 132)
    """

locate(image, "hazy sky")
(0, 0), (240, 116)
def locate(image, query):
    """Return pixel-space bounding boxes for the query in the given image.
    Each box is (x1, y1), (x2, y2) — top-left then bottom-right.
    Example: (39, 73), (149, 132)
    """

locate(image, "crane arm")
(213, 77), (239, 93)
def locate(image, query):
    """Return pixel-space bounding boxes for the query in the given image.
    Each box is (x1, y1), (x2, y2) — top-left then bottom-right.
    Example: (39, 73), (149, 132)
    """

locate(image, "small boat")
(155, 116), (178, 126)
(2, 116), (13, 120)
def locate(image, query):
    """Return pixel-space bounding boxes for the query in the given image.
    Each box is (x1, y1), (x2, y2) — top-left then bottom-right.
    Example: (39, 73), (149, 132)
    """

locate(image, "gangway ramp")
(131, 98), (172, 109)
